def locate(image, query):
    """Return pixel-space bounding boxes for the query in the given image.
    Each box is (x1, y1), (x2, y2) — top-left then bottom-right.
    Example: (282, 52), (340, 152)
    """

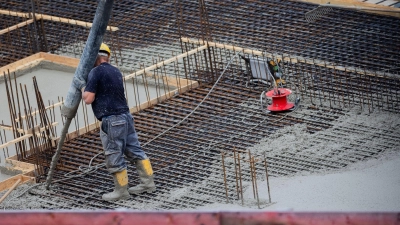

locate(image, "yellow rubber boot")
(128, 159), (156, 195)
(102, 169), (130, 201)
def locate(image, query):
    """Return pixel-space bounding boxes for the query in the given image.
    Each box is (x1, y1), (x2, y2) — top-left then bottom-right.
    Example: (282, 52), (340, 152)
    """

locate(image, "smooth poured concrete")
(0, 171), (11, 181)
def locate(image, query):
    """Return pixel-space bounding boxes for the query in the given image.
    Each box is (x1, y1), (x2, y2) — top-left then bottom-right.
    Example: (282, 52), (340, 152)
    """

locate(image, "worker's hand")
(72, 77), (86, 91)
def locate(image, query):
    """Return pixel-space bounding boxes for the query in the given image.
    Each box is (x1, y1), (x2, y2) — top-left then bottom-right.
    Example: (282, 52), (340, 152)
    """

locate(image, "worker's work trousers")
(100, 112), (147, 174)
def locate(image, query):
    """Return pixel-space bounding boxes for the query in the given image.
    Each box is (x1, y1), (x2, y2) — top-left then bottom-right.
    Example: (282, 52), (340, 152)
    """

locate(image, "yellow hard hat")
(269, 60), (276, 66)
(99, 43), (111, 56)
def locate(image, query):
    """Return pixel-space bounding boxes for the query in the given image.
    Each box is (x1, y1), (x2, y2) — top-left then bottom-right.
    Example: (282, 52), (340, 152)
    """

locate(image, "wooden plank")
(0, 124), (15, 131)
(129, 81), (199, 114)
(0, 179), (21, 204)
(15, 100), (64, 121)
(144, 72), (192, 88)
(0, 58), (44, 79)
(124, 45), (208, 80)
(0, 124), (24, 133)
(5, 157), (35, 172)
(0, 9), (118, 31)
(0, 52), (43, 76)
(0, 175), (35, 192)
(0, 52), (78, 82)
(181, 37), (393, 78)
(26, 122), (59, 135)
(0, 9), (28, 18)
(40, 52), (79, 68)
(35, 14), (118, 31)
(0, 122), (58, 150)
(0, 134), (33, 149)
(0, 19), (34, 35)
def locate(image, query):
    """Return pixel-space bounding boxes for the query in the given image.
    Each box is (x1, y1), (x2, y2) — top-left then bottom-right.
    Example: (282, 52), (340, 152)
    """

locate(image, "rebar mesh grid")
(1, 0), (400, 210)
(1, 0), (400, 73)
(13, 80), (399, 210)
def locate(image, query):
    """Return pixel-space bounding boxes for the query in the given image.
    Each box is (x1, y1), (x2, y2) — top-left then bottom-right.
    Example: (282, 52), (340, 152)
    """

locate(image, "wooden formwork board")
(0, 19), (35, 35)
(0, 52), (79, 77)
(5, 155), (36, 174)
(0, 9), (119, 31)
(124, 45), (208, 80)
(181, 37), (395, 78)
(0, 175), (35, 193)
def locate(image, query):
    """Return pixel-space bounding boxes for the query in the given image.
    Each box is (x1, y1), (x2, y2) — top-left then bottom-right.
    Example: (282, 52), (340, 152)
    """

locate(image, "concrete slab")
(0, 172), (11, 182)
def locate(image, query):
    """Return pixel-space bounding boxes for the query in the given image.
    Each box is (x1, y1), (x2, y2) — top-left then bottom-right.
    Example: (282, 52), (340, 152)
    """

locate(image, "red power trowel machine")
(240, 55), (299, 113)
(261, 87), (299, 113)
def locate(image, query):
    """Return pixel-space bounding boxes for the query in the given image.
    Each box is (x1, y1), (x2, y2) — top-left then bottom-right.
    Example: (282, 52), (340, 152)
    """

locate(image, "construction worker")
(268, 59), (285, 86)
(80, 43), (156, 201)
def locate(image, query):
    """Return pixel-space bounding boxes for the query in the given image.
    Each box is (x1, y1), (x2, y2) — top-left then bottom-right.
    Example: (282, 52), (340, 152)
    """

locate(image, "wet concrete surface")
(0, 171), (11, 181)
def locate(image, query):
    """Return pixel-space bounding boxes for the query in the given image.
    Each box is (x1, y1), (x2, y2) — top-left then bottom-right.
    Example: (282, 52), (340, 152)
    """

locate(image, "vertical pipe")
(162, 59), (171, 96)
(183, 43), (192, 81)
(24, 84), (42, 176)
(0, 128), (9, 159)
(221, 152), (229, 203)
(29, 0), (40, 52)
(325, 65), (332, 108)
(355, 68), (362, 111)
(141, 64), (151, 107)
(34, 0), (49, 52)
(237, 152), (244, 206)
(173, 55), (182, 94)
(364, 68), (371, 113)
(46, 0), (115, 189)
(264, 154), (271, 203)
(233, 149), (239, 200)
(14, 72), (27, 157)
(81, 100), (88, 133)
(338, 67), (343, 108)
(368, 71), (373, 112)
(123, 76), (128, 105)
(132, 72), (140, 111)
(4, 73), (19, 159)
(333, 66), (337, 106)
(248, 150), (255, 199)
(252, 157), (260, 209)
(314, 60), (322, 106)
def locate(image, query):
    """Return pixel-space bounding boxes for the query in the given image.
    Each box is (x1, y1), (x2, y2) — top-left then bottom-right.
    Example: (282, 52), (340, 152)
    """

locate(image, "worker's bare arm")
(82, 91), (95, 104)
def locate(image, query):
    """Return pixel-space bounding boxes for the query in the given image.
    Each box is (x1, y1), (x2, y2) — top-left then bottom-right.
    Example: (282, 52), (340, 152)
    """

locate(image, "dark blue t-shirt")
(85, 62), (129, 120)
